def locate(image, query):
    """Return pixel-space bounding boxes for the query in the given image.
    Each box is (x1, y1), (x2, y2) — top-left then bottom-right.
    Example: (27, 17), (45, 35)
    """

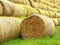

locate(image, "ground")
(0, 26), (60, 45)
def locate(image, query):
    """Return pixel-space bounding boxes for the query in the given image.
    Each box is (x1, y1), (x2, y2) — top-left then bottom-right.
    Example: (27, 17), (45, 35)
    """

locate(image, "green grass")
(0, 26), (60, 45)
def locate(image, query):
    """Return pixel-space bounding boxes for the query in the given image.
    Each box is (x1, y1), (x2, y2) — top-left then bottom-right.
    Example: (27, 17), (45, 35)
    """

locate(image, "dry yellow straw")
(32, 0), (60, 9)
(29, 1), (60, 13)
(20, 14), (55, 39)
(38, 8), (60, 18)
(0, 0), (39, 16)
(51, 18), (60, 26)
(9, 0), (30, 5)
(0, 17), (23, 42)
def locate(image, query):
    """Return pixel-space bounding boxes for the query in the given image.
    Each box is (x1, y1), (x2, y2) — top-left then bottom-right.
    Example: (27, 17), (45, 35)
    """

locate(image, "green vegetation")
(0, 26), (60, 45)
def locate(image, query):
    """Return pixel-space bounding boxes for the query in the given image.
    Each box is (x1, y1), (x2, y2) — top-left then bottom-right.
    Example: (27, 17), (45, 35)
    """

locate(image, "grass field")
(0, 26), (60, 45)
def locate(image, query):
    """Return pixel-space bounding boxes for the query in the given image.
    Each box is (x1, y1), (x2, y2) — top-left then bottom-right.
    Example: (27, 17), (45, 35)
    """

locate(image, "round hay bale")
(0, 17), (23, 42)
(20, 14), (55, 39)
(30, 1), (59, 13)
(0, 0), (27, 16)
(13, 3), (39, 16)
(0, 0), (39, 17)
(1, 0), (27, 16)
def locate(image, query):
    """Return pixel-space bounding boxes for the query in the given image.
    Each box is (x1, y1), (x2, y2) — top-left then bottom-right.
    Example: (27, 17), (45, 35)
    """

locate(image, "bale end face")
(20, 15), (55, 39)
(20, 15), (45, 39)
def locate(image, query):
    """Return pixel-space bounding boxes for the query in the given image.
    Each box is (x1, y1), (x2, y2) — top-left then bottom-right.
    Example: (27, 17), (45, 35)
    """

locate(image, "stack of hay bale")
(0, 0), (60, 42)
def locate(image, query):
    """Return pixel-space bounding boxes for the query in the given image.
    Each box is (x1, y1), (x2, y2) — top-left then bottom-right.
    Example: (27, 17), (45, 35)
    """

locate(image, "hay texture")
(32, 0), (60, 7)
(38, 8), (60, 18)
(0, 17), (23, 42)
(33, 0), (58, 3)
(20, 14), (55, 39)
(0, 0), (39, 16)
(9, 0), (30, 5)
(32, 0), (40, 2)
(29, 1), (59, 12)
(37, 0), (60, 9)
(51, 18), (60, 26)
